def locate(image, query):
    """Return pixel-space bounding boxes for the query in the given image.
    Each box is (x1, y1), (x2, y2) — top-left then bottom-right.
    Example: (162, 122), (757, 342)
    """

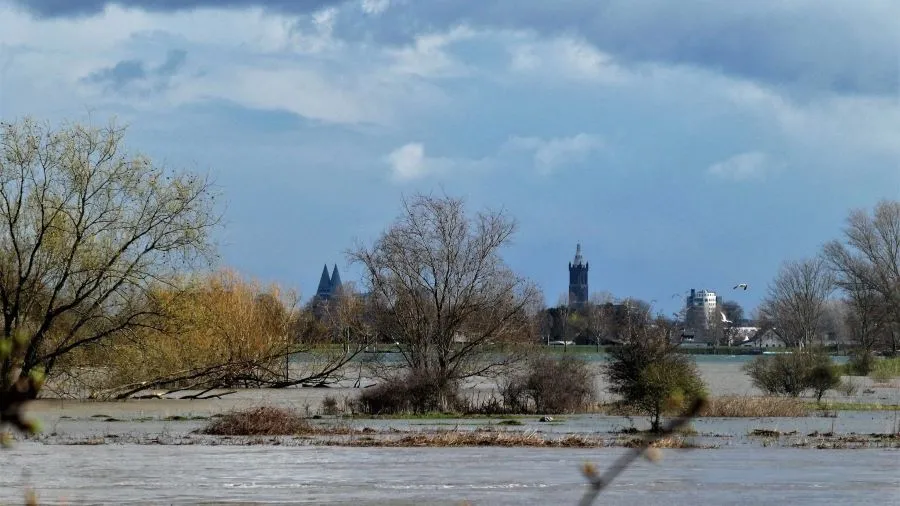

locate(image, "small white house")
(740, 328), (787, 349)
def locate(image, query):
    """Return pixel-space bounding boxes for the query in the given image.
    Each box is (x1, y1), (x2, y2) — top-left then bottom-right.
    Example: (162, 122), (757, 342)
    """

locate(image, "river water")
(2, 444), (897, 505)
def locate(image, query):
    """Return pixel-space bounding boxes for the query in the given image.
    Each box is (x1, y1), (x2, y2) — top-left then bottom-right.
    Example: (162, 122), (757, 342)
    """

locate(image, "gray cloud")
(84, 59), (146, 90)
(11, 0), (898, 96)
(9, 0), (347, 18)
(83, 48), (187, 92)
(157, 49), (187, 76)
(329, 0), (899, 97)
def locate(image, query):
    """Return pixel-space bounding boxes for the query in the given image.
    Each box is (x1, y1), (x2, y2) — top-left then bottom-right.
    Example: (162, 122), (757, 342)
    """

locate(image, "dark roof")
(315, 264), (331, 295)
(330, 264), (342, 291)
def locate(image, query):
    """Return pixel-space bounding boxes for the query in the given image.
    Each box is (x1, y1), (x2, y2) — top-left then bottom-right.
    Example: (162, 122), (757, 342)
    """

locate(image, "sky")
(0, 0), (898, 316)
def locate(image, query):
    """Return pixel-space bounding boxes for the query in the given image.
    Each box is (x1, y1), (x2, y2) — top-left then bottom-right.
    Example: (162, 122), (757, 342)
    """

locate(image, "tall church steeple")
(330, 264), (343, 295)
(568, 243), (589, 308)
(315, 264), (332, 298)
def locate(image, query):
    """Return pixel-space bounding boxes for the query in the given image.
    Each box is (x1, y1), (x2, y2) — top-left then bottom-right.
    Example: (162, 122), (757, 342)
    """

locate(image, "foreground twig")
(578, 398), (706, 506)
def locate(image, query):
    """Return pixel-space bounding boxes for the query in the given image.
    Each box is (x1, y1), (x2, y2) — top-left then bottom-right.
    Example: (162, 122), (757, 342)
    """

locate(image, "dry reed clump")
(621, 436), (694, 449)
(341, 430), (605, 448)
(700, 396), (809, 417)
(201, 406), (313, 436)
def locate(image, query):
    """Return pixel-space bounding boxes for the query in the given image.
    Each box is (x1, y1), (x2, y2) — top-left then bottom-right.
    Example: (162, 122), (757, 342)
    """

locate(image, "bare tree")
(841, 289), (884, 354)
(760, 257), (834, 348)
(823, 200), (900, 355)
(0, 118), (218, 398)
(349, 193), (541, 408)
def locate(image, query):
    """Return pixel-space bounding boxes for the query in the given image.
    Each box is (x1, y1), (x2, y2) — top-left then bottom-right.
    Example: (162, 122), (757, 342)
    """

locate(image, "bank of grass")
(836, 356), (900, 381)
(871, 357), (900, 382)
(351, 412), (533, 420)
(357, 396), (818, 419)
(543, 345), (774, 356)
(700, 396), (810, 417)
(808, 401), (900, 411)
(338, 429), (604, 448)
(201, 406), (353, 436)
(600, 396), (809, 418)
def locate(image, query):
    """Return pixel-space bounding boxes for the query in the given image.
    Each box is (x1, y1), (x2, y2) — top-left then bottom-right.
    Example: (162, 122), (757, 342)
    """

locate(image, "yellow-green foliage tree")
(62, 269), (365, 399)
(0, 118), (218, 416)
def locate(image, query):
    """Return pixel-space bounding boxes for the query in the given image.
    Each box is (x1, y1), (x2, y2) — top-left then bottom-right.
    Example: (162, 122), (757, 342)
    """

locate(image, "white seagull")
(733, 283), (748, 290)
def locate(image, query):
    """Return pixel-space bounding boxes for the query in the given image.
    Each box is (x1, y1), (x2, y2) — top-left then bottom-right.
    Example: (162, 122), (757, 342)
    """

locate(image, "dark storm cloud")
(8, 0), (347, 18)
(12, 0), (898, 96)
(330, 0), (899, 97)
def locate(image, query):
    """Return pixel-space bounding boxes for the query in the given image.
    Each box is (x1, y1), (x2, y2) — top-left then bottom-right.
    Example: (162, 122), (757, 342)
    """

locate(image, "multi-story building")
(684, 288), (723, 334)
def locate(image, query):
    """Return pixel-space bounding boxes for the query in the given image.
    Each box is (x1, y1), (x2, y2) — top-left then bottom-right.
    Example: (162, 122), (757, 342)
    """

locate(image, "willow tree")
(0, 118), (218, 401)
(350, 193), (540, 407)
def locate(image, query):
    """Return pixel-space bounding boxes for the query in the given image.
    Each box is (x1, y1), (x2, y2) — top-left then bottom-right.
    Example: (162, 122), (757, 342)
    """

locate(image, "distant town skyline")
(1, 0), (896, 318)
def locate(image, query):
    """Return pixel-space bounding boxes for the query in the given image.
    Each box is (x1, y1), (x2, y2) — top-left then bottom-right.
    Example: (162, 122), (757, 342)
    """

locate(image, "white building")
(685, 288), (722, 330)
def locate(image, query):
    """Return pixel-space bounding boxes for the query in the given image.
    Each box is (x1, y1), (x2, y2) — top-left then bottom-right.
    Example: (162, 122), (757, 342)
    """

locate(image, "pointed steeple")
(572, 243), (585, 266)
(315, 264), (332, 297)
(330, 264), (342, 294)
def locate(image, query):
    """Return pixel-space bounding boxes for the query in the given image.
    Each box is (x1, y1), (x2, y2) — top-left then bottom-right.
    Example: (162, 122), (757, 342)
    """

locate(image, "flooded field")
(5, 357), (898, 504)
(2, 445), (898, 505)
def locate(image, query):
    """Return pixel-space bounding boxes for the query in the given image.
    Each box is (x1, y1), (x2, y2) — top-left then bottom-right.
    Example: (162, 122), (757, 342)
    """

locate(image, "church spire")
(330, 264), (343, 293)
(572, 243), (585, 266)
(315, 264), (332, 296)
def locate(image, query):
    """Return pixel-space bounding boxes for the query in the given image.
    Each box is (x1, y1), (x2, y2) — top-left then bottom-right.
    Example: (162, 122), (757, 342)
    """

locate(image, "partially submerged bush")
(321, 395), (340, 416)
(355, 370), (462, 415)
(501, 355), (596, 414)
(605, 328), (707, 432)
(743, 349), (839, 400)
(201, 406), (311, 435)
(845, 351), (875, 376)
(807, 363), (841, 403)
(836, 379), (859, 397)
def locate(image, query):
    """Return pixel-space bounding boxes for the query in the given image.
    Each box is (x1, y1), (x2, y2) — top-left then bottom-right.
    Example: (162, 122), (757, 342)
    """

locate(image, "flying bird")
(733, 283), (748, 290)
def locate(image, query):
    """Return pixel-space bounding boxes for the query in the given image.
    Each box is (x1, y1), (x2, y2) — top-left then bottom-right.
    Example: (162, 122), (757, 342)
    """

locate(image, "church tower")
(568, 243), (588, 308)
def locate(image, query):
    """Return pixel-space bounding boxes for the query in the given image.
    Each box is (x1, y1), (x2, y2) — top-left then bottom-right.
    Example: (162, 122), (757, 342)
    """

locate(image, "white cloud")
(508, 36), (631, 85)
(707, 152), (771, 181)
(0, 4), (448, 126)
(387, 143), (428, 181)
(384, 133), (604, 183)
(386, 26), (475, 78)
(722, 80), (900, 161)
(361, 0), (391, 15)
(505, 133), (605, 174)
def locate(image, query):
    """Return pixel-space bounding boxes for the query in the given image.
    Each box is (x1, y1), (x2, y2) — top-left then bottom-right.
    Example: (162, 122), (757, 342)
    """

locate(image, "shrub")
(743, 349), (839, 400)
(201, 406), (311, 435)
(605, 329), (707, 432)
(501, 356), (596, 414)
(321, 395), (340, 416)
(837, 379), (859, 396)
(354, 370), (462, 415)
(845, 351), (875, 376)
(807, 364), (841, 403)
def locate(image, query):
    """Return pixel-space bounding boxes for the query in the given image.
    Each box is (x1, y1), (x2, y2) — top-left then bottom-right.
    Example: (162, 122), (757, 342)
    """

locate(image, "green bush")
(743, 349), (839, 401)
(605, 331), (706, 432)
(845, 351), (875, 376)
